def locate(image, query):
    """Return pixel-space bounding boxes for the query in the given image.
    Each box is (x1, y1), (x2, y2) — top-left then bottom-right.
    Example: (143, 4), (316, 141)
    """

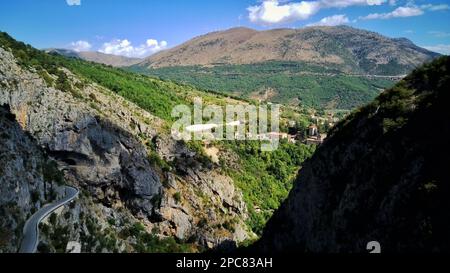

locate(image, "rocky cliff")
(256, 57), (450, 253)
(0, 33), (250, 252)
(0, 105), (58, 252)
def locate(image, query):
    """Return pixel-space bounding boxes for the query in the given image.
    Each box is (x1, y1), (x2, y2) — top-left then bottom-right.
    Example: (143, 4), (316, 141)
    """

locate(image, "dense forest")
(223, 140), (315, 235)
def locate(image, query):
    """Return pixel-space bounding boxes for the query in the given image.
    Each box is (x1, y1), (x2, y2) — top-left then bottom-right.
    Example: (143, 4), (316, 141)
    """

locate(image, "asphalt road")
(19, 186), (79, 253)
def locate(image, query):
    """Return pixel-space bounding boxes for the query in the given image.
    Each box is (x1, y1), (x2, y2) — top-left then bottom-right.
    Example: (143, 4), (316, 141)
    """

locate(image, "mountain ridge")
(138, 25), (439, 75)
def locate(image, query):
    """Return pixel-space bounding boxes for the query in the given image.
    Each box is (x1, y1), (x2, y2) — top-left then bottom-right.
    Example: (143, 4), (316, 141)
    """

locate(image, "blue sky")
(0, 0), (449, 57)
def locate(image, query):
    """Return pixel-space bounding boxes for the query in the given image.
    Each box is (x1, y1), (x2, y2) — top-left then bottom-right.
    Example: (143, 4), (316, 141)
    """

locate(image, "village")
(179, 110), (339, 147)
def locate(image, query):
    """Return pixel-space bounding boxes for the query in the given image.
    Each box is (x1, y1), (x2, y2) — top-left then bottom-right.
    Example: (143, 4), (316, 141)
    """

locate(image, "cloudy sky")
(0, 0), (449, 57)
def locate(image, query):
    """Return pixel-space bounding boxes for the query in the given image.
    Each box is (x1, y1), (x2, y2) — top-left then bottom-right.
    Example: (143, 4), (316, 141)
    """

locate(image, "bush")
(148, 151), (171, 172)
(49, 213), (57, 225)
(37, 69), (54, 87)
(42, 160), (65, 186)
(31, 190), (40, 203)
(173, 192), (182, 203)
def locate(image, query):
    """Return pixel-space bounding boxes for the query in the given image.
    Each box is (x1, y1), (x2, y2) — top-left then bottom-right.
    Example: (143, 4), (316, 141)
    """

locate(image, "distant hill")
(45, 48), (142, 67)
(255, 56), (450, 253)
(138, 26), (439, 75)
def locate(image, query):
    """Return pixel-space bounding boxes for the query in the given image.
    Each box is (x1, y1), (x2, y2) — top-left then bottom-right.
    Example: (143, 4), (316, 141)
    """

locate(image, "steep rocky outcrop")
(139, 26), (439, 75)
(0, 105), (60, 252)
(0, 46), (162, 222)
(256, 57), (450, 253)
(0, 33), (250, 252)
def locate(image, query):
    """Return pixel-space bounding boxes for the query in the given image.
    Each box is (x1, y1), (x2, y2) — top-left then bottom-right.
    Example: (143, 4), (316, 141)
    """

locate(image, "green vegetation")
(49, 213), (57, 225)
(0, 31), (188, 121)
(49, 225), (70, 253)
(120, 223), (195, 253)
(330, 56), (449, 145)
(0, 227), (12, 250)
(1, 31), (250, 122)
(30, 190), (40, 204)
(222, 140), (316, 235)
(79, 215), (120, 253)
(42, 160), (65, 186)
(131, 61), (395, 110)
(173, 192), (182, 203)
(39, 221), (70, 253)
(148, 150), (171, 172)
(60, 60), (188, 120)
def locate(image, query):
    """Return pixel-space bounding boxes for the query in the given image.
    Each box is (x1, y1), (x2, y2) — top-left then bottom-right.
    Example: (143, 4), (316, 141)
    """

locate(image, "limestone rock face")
(0, 47), (162, 220)
(0, 105), (47, 252)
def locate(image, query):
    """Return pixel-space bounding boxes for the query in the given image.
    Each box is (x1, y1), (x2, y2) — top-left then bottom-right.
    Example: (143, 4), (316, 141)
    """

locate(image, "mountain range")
(138, 26), (439, 75)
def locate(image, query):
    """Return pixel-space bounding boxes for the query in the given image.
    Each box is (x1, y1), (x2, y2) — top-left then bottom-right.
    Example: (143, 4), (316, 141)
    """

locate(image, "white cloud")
(248, 1), (321, 25)
(429, 31), (450, 38)
(66, 0), (81, 6)
(422, 44), (450, 55)
(307, 14), (350, 26)
(421, 4), (450, 11)
(99, 38), (168, 58)
(360, 6), (423, 19)
(319, 0), (386, 8)
(247, 0), (387, 25)
(69, 40), (92, 52)
(359, 2), (449, 21)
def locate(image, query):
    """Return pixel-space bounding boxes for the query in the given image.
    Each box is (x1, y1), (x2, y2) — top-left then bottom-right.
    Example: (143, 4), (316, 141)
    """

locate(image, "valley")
(130, 26), (438, 110)
(0, 17), (448, 255)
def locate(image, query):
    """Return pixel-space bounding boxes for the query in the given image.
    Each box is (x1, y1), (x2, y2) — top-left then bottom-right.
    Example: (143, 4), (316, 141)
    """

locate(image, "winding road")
(19, 186), (79, 253)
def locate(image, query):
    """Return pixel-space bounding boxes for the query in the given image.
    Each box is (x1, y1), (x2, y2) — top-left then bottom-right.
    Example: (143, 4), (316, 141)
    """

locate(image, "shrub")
(173, 192), (182, 204)
(42, 160), (65, 186)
